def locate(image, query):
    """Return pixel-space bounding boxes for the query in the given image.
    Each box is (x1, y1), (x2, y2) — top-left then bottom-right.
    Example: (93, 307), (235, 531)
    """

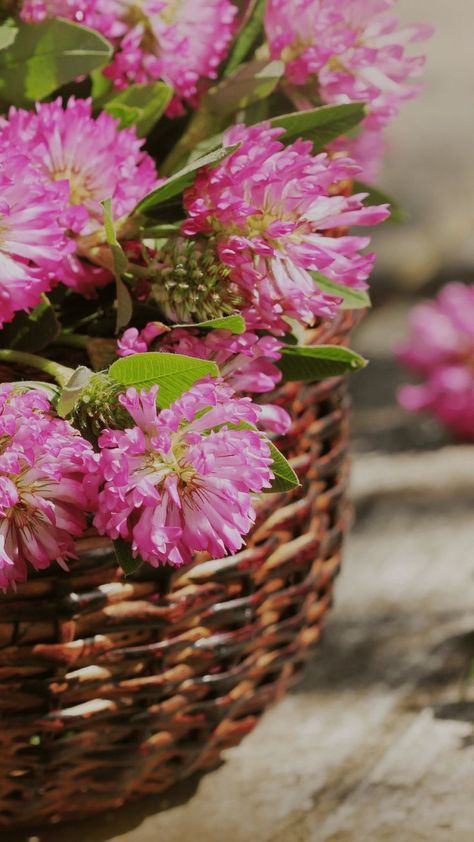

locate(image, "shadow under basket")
(0, 313), (355, 828)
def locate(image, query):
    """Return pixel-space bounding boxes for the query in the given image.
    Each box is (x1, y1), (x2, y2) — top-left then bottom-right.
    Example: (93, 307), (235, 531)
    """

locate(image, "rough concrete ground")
(6, 2), (474, 840)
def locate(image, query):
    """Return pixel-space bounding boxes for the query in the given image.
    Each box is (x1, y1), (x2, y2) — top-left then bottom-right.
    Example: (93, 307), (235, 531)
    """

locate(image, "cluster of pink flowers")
(0, 98), (157, 307)
(0, 385), (97, 589)
(264, 0), (431, 180)
(0, 1), (432, 591)
(21, 0), (238, 116)
(118, 325), (291, 434)
(182, 122), (389, 331)
(397, 283), (474, 440)
(0, 377), (275, 586)
(94, 379), (273, 566)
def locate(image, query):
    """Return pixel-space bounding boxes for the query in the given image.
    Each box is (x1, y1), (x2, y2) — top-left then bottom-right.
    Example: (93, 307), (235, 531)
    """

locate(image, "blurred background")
(14, 2), (474, 841)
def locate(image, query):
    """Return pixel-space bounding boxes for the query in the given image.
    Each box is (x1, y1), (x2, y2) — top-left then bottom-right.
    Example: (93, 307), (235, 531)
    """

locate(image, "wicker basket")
(0, 313), (355, 828)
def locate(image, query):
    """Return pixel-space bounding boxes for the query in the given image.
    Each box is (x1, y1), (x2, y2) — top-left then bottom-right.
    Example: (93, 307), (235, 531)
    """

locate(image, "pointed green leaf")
(109, 352), (219, 408)
(187, 131), (226, 163)
(311, 271), (371, 309)
(278, 344), (367, 381)
(113, 538), (144, 576)
(134, 144), (239, 214)
(0, 19), (113, 104)
(223, 0), (266, 77)
(265, 441), (300, 493)
(103, 82), (172, 136)
(270, 103), (366, 150)
(353, 180), (405, 224)
(176, 315), (246, 334)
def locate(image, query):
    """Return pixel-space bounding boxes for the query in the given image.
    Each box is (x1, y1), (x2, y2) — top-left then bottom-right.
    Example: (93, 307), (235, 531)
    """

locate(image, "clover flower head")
(264, 0), (432, 129)
(182, 122), (389, 331)
(0, 385), (97, 590)
(0, 97), (157, 296)
(94, 379), (274, 566)
(0, 144), (70, 327)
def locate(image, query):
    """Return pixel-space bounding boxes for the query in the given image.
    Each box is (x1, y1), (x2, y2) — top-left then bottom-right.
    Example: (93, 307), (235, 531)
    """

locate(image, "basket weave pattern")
(0, 314), (354, 828)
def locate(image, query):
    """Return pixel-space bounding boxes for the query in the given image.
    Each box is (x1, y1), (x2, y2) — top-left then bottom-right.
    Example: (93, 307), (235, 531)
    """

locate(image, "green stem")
(0, 349), (74, 387)
(53, 332), (90, 350)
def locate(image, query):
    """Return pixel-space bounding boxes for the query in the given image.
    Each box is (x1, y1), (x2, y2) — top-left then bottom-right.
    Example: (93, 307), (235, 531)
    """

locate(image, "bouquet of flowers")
(0, 0), (430, 591)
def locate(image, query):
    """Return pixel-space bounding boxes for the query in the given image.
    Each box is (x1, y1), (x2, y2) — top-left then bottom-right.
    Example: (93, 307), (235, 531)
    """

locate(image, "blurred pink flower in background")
(396, 282), (474, 440)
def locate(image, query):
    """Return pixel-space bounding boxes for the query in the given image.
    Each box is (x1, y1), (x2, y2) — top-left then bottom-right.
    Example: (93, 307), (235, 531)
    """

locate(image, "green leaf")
(311, 271), (371, 310)
(353, 180), (405, 224)
(186, 131), (227, 164)
(113, 538), (144, 576)
(134, 144), (239, 214)
(204, 58), (283, 118)
(278, 344), (367, 382)
(103, 82), (172, 137)
(109, 352), (219, 408)
(266, 441), (300, 494)
(102, 199), (133, 332)
(270, 103), (366, 150)
(223, 0), (266, 77)
(0, 21), (17, 52)
(0, 294), (60, 352)
(57, 366), (94, 418)
(0, 19), (113, 105)
(176, 315), (246, 334)
(90, 66), (112, 100)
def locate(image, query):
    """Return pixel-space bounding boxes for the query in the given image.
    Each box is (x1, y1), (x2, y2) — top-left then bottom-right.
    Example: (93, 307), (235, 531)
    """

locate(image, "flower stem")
(0, 349), (74, 387)
(54, 332), (90, 350)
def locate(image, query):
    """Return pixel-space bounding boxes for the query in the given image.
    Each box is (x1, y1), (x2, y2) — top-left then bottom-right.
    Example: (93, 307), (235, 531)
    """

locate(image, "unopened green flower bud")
(68, 371), (131, 444)
(150, 236), (243, 323)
